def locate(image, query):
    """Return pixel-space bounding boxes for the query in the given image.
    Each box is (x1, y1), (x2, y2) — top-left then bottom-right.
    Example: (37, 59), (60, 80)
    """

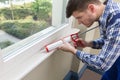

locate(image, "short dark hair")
(66, 0), (101, 18)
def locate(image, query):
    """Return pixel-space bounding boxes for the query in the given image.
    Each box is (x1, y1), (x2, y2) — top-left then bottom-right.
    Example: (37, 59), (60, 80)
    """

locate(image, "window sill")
(1, 50), (55, 80)
(0, 24), (79, 80)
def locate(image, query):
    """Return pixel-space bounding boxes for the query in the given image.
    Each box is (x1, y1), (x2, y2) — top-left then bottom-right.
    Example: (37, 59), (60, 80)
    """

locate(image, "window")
(0, 0), (73, 79)
(0, 0), (68, 60)
(0, 0), (53, 49)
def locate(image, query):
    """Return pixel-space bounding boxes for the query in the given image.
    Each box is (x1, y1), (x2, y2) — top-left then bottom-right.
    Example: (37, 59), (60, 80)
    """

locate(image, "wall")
(22, 51), (73, 80)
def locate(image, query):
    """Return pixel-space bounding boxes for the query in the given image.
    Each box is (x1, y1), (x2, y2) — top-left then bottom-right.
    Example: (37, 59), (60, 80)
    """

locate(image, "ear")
(87, 4), (96, 13)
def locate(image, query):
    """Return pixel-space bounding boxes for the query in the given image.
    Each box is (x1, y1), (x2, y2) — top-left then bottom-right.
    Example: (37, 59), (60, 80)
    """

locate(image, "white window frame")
(2, 0), (67, 61)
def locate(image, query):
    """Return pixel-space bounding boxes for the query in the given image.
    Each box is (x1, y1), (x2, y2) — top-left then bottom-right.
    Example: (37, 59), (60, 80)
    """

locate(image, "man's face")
(72, 9), (96, 27)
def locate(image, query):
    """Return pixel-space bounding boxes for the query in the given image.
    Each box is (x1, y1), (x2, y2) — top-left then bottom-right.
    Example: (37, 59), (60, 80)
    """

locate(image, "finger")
(77, 40), (85, 47)
(74, 38), (85, 47)
(76, 38), (83, 41)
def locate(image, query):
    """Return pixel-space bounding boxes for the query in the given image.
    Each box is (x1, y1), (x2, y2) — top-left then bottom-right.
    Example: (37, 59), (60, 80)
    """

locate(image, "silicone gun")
(40, 26), (98, 52)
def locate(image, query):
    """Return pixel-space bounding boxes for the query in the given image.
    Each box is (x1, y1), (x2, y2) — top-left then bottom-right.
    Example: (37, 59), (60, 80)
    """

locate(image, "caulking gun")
(40, 26), (98, 52)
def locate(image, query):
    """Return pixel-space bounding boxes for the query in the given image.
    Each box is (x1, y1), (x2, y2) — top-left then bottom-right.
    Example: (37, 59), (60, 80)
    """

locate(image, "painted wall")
(22, 51), (73, 80)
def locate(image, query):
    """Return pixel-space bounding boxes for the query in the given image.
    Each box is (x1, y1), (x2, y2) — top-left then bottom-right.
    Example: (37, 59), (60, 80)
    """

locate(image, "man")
(58, 0), (120, 80)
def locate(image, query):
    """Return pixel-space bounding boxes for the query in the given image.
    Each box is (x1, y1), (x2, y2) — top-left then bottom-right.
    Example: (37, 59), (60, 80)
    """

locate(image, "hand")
(74, 38), (92, 48)
(58, 41), (77, 55)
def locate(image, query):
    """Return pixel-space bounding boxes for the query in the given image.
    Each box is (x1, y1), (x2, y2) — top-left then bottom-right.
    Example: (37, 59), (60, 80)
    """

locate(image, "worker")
(58, 0), (120, 80)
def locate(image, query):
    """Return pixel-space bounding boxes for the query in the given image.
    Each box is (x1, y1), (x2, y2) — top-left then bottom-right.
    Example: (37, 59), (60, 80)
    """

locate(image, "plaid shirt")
(76, 0), (120, 71)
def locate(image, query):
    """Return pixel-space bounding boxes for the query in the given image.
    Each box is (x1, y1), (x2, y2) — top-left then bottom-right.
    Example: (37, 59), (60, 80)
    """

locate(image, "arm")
(76, 22), (120, 71)
(73, 37), (104, 49)
(59, 20), (120, 71)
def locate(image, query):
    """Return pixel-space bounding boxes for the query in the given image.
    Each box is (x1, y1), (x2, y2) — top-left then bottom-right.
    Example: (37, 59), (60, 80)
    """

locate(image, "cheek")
(83, 17), (90, 23)
(83, 14), (90, 21)
(88, 13), (95, 20)
(87, 15), (94, 23)
(84, 16), (94, 26)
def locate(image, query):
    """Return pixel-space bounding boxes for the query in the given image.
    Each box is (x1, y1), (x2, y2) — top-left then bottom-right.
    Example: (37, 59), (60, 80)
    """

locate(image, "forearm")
(72, 41), (93, 55)
(70, 48), (77, 55)
(86, 41), (93, 47)
(75, 36), (120, 71)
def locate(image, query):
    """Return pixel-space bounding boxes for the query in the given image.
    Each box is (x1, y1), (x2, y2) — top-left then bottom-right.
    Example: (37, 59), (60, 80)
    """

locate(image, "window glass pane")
(0, 0), (52, 49)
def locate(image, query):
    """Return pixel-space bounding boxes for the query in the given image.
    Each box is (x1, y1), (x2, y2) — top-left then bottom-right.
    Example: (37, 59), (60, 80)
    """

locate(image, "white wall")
(22, 51), (73, 80)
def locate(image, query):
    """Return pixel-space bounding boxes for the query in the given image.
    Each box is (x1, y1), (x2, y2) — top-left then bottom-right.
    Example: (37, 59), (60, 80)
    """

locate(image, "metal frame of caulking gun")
(40, 26), (99, 52)
(71, 26), (99, 47)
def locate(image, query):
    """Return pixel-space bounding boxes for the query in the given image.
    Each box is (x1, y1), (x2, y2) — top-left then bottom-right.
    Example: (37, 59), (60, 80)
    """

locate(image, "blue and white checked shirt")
(76, 0), (120, 71)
